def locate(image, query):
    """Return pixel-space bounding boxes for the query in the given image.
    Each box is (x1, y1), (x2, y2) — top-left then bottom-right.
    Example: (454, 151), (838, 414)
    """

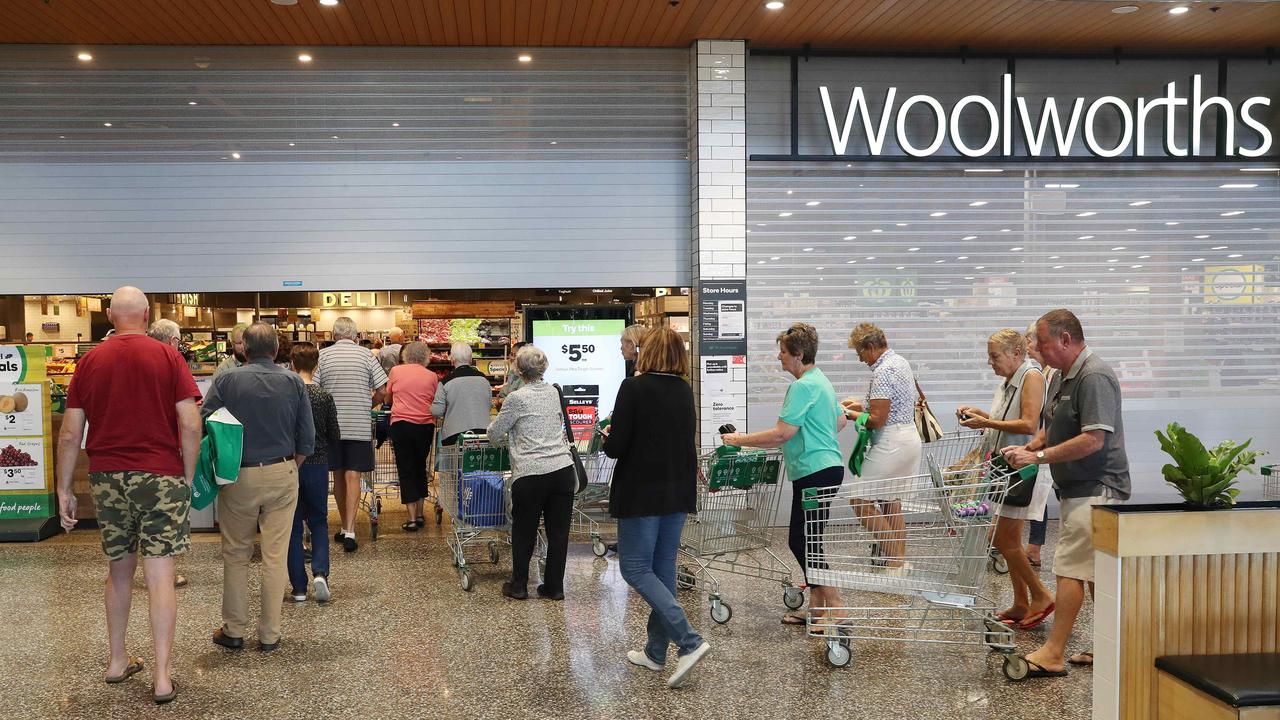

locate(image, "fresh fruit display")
(418, 319), (452, 344)
(46, 358), (76, 375)
(450, 318), (483, 345)
(0, 444), (37, 467)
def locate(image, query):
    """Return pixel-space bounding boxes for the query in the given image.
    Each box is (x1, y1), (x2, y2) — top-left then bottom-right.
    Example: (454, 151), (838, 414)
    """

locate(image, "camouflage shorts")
(89, 472), (191, 561)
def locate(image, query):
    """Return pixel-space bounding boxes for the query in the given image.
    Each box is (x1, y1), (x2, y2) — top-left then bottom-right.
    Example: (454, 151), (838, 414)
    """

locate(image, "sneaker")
(312, 575), (331, 604)
(666, 641), (710, 689)
(290, 588), (308, 603)
(342, 534), (358, 553)
(627, 651), (662, 671)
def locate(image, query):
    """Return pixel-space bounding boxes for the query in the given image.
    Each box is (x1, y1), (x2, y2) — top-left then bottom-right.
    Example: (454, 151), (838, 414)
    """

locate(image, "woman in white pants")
(840, 323), (922, 569)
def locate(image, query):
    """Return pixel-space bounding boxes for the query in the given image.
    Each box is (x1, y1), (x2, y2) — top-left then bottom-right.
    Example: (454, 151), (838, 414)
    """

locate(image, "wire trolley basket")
(802, 453), (1035, 672)
(436, 434), (514, 592)
(677, 445), (803, 625)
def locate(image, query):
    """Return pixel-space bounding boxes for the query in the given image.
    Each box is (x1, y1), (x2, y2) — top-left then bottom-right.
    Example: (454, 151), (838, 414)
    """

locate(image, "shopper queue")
(53, 286), (1129, 703)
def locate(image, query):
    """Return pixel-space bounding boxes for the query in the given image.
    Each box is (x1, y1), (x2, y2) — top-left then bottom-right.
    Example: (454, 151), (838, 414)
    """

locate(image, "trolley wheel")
(458, 568), (474, 592)
(783, 586), (805, 610)
(370, 520), (379, 542)
(991, 552), (1009, 575)
(710, 600), (733, 624)
(1002, 655), (1030, 681)
(591, 538), (608, 558)
(676, 566), (696, 591)
(826, 640), (852, 668)
(488, 542), (500, 565)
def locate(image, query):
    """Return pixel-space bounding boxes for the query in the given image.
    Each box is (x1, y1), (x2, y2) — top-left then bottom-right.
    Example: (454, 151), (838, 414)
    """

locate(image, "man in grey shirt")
(1003, 308), (1130, 679)
(201, 323), (314, 653)
(378, 326), (405, 374)
(432, 342), (494, 445)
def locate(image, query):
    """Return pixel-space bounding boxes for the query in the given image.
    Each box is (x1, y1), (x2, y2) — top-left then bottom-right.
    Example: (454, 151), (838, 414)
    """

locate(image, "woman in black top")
(604, 328), (710, 689)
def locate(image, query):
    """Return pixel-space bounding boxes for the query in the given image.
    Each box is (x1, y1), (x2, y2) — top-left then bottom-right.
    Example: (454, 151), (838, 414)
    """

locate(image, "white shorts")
(851, 423), (923, 499)
(997, 466), (1054, 521)
(1054, 491), (1123, 582)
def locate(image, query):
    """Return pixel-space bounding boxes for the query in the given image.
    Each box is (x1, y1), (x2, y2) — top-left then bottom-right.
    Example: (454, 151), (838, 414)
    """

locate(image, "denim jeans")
(288, 463), (331, 591)
(617, 513), (703, 664)
(1028, 504), (1049, 546)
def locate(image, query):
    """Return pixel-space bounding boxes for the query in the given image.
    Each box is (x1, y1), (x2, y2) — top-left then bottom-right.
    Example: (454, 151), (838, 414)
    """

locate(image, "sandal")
(1068, 651), (1094, 666)
(995, 608), (1025, 625)
(105, 657), (144, 684)
(1021, 657), (1069, 679)
(401, 521), (420, 532)
(1015, 603), (1056, 631)
(154, 680), (178, 705)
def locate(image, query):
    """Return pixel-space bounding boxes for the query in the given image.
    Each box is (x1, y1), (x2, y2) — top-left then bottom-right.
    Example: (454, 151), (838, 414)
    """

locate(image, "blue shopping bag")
(459, 471), (506, 527)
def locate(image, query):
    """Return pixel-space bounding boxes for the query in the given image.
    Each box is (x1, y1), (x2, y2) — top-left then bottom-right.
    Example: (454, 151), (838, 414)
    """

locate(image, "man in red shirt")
(56, 286), (202, 705)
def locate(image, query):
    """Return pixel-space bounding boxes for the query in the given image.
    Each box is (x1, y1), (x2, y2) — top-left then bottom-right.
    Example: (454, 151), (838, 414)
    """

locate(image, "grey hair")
(387, 326), (406, 341)
(515, 345), (549, 382)
(403, 341), (429, 366)
(243, 322), (279, 360)
(147, 319), (181, 344)
(450, 342), (473, 366)
(229, 322), (249, 341)
(621, 323), (647, 347)
(332, 316), (358, 341)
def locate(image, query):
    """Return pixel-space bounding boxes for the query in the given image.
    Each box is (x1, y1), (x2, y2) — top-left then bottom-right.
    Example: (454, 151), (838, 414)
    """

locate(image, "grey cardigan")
(431, 364), (494, 442)
(487, 381), (574, 480)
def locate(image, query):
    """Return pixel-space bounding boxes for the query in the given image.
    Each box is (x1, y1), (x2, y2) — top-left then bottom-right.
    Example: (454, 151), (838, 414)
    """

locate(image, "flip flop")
(154, 680), (178, 705)
(995, 609), (1024, 626)
(1023, 658), (1069, 678)
(1015, 603), (1056, 631)
(1068, 651), (1094, 666)
(105, 657), (144, 684)
(781, 612), (807, 625)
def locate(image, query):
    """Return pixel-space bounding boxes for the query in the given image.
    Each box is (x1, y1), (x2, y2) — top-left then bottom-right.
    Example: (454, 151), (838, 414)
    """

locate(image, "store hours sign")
(819, 73), (1273, 159)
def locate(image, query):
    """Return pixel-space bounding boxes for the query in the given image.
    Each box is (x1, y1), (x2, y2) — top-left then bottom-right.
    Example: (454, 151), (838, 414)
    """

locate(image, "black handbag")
(988, 384), (1037, 508)
(553, 384), (590, 494)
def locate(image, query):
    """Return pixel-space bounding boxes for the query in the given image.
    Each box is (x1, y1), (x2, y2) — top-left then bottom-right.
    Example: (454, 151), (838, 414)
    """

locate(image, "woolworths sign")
(819, 74), (1273, 159)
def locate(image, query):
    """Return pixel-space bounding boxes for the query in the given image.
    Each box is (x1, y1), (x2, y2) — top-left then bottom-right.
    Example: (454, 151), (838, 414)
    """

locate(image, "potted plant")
(1155, 422), (1266, 509)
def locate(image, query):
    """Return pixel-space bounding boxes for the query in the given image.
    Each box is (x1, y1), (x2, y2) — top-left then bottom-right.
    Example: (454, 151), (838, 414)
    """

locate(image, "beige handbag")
(914, 379), (944, 443)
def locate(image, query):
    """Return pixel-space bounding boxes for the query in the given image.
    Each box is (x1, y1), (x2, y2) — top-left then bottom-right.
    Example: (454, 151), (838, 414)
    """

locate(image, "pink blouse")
(386, 364), (439, 425)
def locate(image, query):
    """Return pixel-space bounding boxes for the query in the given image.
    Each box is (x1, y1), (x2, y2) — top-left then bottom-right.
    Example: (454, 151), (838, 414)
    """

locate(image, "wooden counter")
(1092, 501), (1280, 720)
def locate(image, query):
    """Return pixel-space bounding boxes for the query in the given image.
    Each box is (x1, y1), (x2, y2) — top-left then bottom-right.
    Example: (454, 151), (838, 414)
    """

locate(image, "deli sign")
(819, 74), (1273, 159)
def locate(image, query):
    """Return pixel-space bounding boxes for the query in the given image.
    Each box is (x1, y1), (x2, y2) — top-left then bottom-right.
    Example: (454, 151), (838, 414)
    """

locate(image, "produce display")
(46, 358), (76, 375)
(0, 444), (38, 467)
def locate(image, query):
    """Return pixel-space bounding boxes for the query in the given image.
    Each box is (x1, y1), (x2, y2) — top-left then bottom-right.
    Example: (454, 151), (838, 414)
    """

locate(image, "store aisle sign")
(532, 319), (626, 441)
(819, 74), (1273, 159)
(322, 292), (383, 308)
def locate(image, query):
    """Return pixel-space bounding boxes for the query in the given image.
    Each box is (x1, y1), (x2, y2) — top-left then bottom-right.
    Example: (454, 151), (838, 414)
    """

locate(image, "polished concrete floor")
(1, 508), (1093, 719)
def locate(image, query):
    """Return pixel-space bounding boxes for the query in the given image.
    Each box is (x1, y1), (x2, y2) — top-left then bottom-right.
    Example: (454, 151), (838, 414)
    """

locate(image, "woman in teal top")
(722, 323), (846, 625)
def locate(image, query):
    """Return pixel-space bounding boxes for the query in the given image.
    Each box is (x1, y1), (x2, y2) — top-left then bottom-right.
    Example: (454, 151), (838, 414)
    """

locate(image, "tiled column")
(689, 40), (747, 449)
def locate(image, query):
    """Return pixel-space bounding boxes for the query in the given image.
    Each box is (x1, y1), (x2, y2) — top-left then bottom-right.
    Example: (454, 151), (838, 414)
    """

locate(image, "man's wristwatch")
(1035, 450), (1046, 462)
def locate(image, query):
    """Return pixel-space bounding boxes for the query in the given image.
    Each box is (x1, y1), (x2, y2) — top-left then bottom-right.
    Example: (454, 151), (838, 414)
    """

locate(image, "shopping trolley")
(920, 429), (1013, 574)
(802, 455), (1034, 674)
(573, 450), (616, 558)
(436, 434), (513, 591)
(676, 444), (802, 625)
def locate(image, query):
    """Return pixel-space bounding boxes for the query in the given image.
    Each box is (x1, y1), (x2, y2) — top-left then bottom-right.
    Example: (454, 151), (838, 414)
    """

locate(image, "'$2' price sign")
(560, 344), (596, 363)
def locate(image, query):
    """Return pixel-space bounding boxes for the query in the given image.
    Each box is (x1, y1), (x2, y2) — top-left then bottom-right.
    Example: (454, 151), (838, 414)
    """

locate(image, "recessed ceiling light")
(1211, 245), (1229, 250)
(865, 256), (876, 260)
(801, 247), (813, 251)
(1220, 183), (1257, 189)
(1129, 200), (1151, 206)
(1138, 255), (1150, 259)
(77, 52), (93, 62)
(331, 135), (339, 139)
(1240, 167), (1280, 172)
(1166, 221), (1180, 226)
(1181, 267), (1189, 271)
(288, 142), (296, 146)
(1049, 256), (1060, 260)
(1078, 235), (1095, 240)
(1076, 211), (1097, 217)
(1227, 254), (1243, 258)
(756, 260), (766, 264)
(872, 229), (882, 233)
(1194, 235), (1211, 239)
(58, 135), (66, 139)
(518, 54), (533, 63)
(765, 1), (785, 9)
(1112, 5), (1139, 13)
(1221, 211), (1245, 217)
(103, 122), (112, 127)
(770, 256), (780, 260)
(845, 260), (857, 264)
(392, 122), (400, 127)
(319, 0), (340, 5)
(549, 141), (558, 145)
(1045, 183), (1081, 189)
(935, 259), (947, 264)
(815, 266), (824, 270)
(1126, 228), (1137, 232)
(298, 53), (313, 63)
(843, 236), (856, 240)
(930, 212), (947, 217)
(969, 201), (988, 206)
(1010, 246), (1023, 251)
(907, 247), (920, 252)
(806, 201), (821, 206)
(231, 152), (241, 159)
(896, 223), (909, 227)
(1111, 246), (1126, 250)
(896, 266), (905, 270)
(786, 190), (794, 195)
(957, 256), (969, 260)
(962, 236), (977, 241)
(188, 101), (198, 105)
(1130, 264), (1144, 268)
(778, 212), (793, 217)
(1053, 265), (1065, 269)
(1192, 258), (1206, 262)
(1168, 6), (1190, 15)
(964, 168), (1003, 173)
(974, 266), (986, 270)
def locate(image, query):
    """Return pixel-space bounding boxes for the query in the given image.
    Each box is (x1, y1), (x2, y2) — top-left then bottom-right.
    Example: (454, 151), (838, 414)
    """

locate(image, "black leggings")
(390, 421), (435, 504)
(788, 466), (845, 587)
(509, 466), (576, 593)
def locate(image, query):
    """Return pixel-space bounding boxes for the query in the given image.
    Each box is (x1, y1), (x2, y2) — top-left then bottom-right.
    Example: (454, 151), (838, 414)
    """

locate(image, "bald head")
(107, 286), (150, 333)
(388, 327), (405, 343)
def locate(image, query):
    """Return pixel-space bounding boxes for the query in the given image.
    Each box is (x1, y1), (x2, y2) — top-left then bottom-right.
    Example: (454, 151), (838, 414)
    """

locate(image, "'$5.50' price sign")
(560, 344), (597, 363)
(0, 438), (45, 491)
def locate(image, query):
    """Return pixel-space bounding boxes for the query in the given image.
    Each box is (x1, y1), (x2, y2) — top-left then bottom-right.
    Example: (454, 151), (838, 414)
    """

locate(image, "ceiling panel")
(2, 0), (1278, 52)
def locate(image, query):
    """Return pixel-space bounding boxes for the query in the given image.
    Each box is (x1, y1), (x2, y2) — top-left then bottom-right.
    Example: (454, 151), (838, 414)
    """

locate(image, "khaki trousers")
(218, 461), (299, 644)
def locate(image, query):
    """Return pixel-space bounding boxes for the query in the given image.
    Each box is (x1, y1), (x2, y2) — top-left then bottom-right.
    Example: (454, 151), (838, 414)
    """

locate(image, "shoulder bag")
(553, 384), (590, 494)
(913, 379), (945, 444)
(988, 380), (1037, 508)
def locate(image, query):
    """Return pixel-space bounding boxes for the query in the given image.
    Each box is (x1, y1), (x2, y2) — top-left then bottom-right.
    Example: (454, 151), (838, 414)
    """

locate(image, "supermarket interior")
(2, 1), (1280, 719)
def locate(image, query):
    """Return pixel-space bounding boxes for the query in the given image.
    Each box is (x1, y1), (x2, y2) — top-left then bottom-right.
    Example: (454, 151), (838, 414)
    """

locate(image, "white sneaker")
(312, 575), (331, 604)
(627, 650), (662, 672)
(666, 641), (710, 688)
